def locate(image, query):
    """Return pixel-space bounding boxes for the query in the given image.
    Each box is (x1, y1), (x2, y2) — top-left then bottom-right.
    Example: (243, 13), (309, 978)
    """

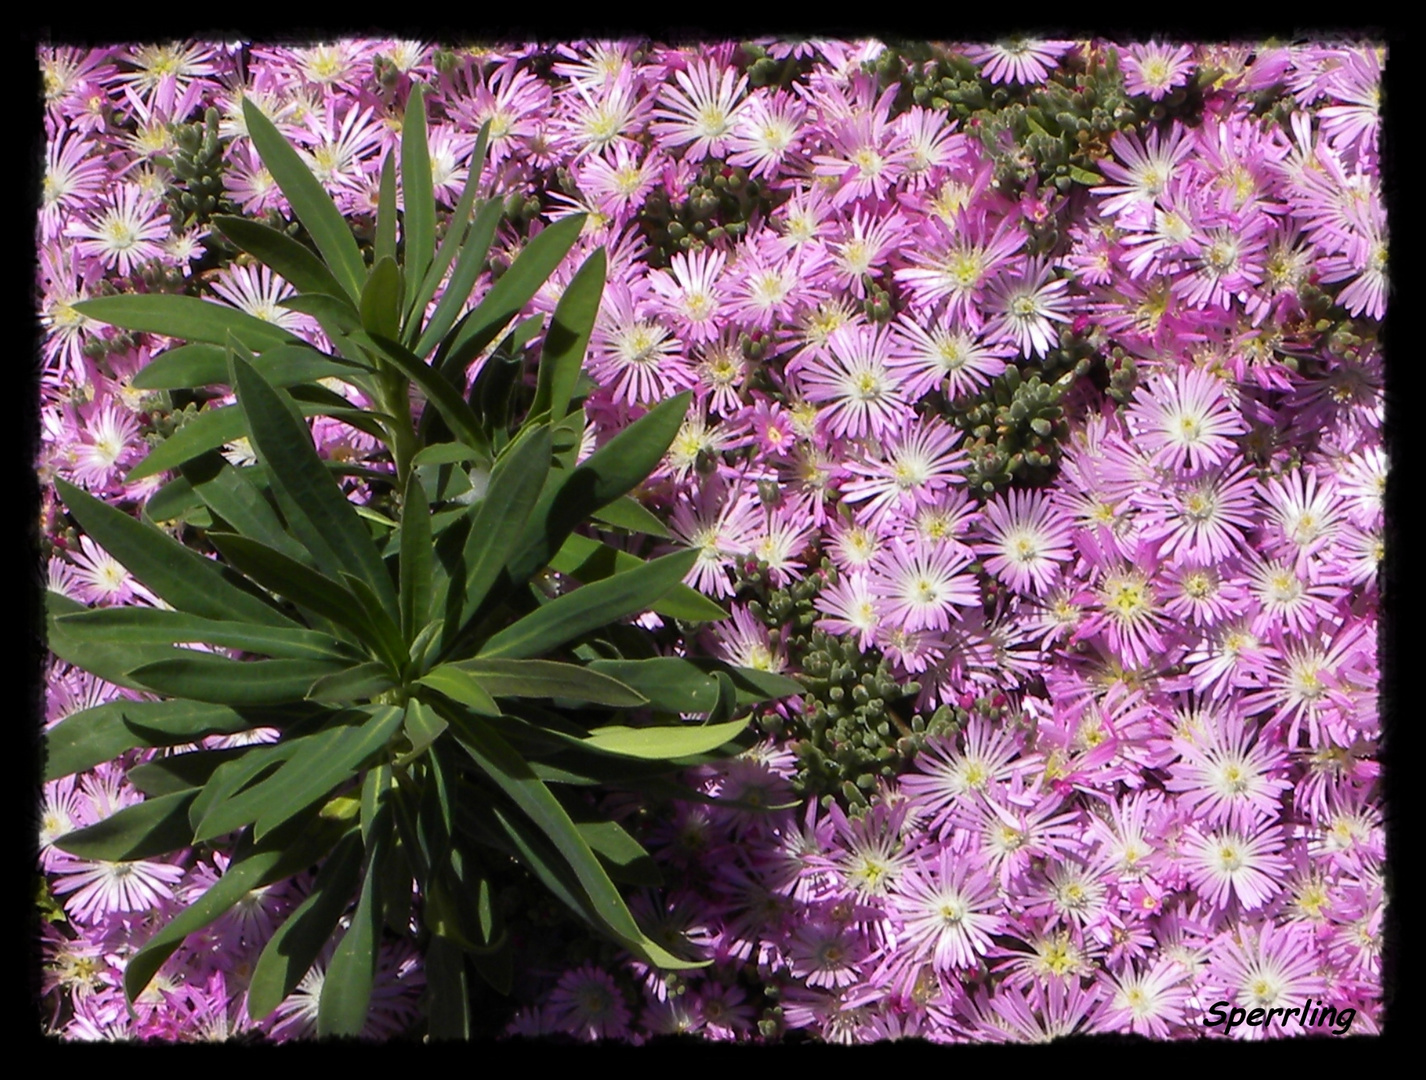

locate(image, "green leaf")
(127, 749), (248, 796)
(479, 548), (699, 660)
(590, 494), (671, 539)
(374, 152), (398, 266)
(130, 344), (226, 390)
(73, 294), (298, 351)
(505, 392), (691, 588)
(414, 198), (503, 360)
(436, 212), (587, 381)
(367, 332), (490, 458)
(251, 706), (404, 840)
(53, 478), (293, 629)
(425, 936), (473, 1038)
(549, 534), (728, 622)
(213, 215), (354, 302)
(54, 790), (200, 862)
(280, 292), (363, 336)
(458, 424), (552, 617)
(399, 473), (432, 640)
(529, 247), (604, 425)
(128, 653), (348, 706)
(451, 719), (701, 970)
(1069, 164), (1104, 185)
(183, 458), (310, 562)
(578, 716), (750, 760)
(43, 695), (294, 782)
(189, 737), (311, 839)
(407, 122), (490, 342)
(54, 607), (351, 660)
(395, 698), (448, 767)
(143, 475), (206, 526)
(305, 661), (398, 703)
(243, 96), (366, 302)
(576, 819), (662, 887)
(231, 353), (398, 616)
(124, 813), (348, 1003)
(585, 657), (720, 713)
(361, 255), (402, 340)
(446, 659), (646, 707)
(400, 84), (436, 301)
(318, 798), (390, 1037)
(409, 442), (481, 467)
(417, 665), (501, 716)
(247, 828), (364, 1021)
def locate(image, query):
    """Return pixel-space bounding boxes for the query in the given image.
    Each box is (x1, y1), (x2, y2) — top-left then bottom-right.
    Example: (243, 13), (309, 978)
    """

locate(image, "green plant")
(47, 88), (798, 1038)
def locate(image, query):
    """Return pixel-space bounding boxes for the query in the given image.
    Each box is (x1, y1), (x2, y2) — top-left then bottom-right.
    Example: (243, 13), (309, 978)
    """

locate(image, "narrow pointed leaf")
(127, 748), (249, 796)
(407, 121), (489, 340)
(399, 474), (432, 639)
(576, 820), (661, 886)
(396, 698), (448, 767)
(550, 534), (729, 622)
(459, 424), (551, 617)
(243, 96), (365, 302)
(54, 607), (352, 660)
(128, 653), (348, 706)
(184, 459), (310, 562)
(306, 662), (398, 703)
(53, 478), (294, 629)
(578, 716), (751, 760)
(529, 247), (604, 424)
(374, 152), (398, 266)
(400, 84), (435, 297)
(367, 332), (490, 457)
(446, 659), (646, 707)
(590, 494), (671, 538)
(247, 828), (364, 1021)
(54, 790), (200, 861)
(123, 813), (348, 1003)
(213, 215), (354, 302)
(479, 548), (699, 660)
(232, 354), (398, 614)
(414, 197), (503, 359)
(73, 294), (299, 351)
(417, 665), (501, 716)
(135, 343), (360, 394)
(361, 255), (402, 340)
(318, 802), (390, 1037)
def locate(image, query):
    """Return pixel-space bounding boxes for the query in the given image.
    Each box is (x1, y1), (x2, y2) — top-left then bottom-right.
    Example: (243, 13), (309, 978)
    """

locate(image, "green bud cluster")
(158, 108), (237, 233)
(637, 157), (784, 269)
(949, 359), (1088, 493)
(737, 564), (961, 808)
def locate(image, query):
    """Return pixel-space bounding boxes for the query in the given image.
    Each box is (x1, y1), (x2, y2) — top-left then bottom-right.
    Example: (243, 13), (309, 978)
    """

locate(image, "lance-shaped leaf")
(360, 255), (402, 340)
(587, 657), (804, 713)
(549, 533), (728, 622)
(231, 353), (399, 617)
(395, 698), (448, 768)
(458, 424), (552, 618)
(374, 152), (398, 266)
(127, 747), (250, 796)
(54, 789), (201, 862)
(183, 459), (310, 562)
(505, 392), (691, 588)
(73, 294), (299, 352)
(445, 659), (646, 707)
(478, 548), (699, 660)
(399, 473), (432, 640)
(417, 665), (501, 717)
(306, 661), (398, 704)
(413, 197), (503, 359)
(43, 697), (299, 782)
(400, 84), (436, 300)
(127, 653), (349, 706)
(247, 828), (364, 1021)
(407, 122), (490, 341)
(53, 607), (352, 661)
(213, 215), (354, 303)
(576, 716), (751, 760)
(451, 719), (702, 970)
(53, 479), (294, 629)
(46, 592), (212, 693)
(367, 332), (489, 457)
(124, 813), (350, 1003)
(243, 96), (366, 303)
(529, 247), (604, 425)
(436, 212), (587, 381)
(133, 342), (359, 393)
(589, 494), (671, 539)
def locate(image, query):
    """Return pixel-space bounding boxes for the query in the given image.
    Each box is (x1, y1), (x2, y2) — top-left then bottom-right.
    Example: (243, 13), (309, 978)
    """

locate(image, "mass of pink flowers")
(36, 37), (1386, 1042)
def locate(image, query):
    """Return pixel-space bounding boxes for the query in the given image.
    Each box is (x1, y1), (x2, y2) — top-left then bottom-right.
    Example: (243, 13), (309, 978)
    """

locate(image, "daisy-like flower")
(788, 918), (869, 989)
(830, 801), (915, 900)
(208, 263), (309, 332)
(727, 88), (806, 180)
(889, 312), (1011, 400)
(884, 848), (1002, 974)
(559, 70), (649, 158)
(1092, 125), (1197, 217)
(1183, 822), (1289, 911)
(1165, 704), (1290, 827)
(68, 402), (142, 491)
(798, 323), (910, 440)
(51, 855), (186, 923)
(963, 39), (1076, 85)
(1261, 467), (1346, 566)
(899, 717), (1026, 827)
(1092, 959), (1193, 1038)
(814, 571), (881, 651)
(895, 213), (1026, 324)
(840, 417), (966, 527)
(667, 473), (762, 599)
(113, 41), (218, 116)
(1205, 922), (1325, 1038)
(976, 488), (1075, 596)
(983, 256), (1075, 359)
(547, 964), (632, 1042)
(649, 58), (747, 159)
(65, 184), (169, 276)
(871, 537), (979, 633)
(1080, 558), (1167, 670)
(1122, 43), (1197, 101)
(1127, 365), (1245, 471)
(588, 286), (691, 406)
(647, 248), (727, 343)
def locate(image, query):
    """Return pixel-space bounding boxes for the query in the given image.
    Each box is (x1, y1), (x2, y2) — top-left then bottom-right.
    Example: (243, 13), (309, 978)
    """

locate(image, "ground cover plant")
(35, 36), (1386, 1042)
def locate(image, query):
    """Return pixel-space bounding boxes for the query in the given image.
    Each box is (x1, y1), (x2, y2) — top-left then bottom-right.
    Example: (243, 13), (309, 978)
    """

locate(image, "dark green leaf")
(374, 152), (398, 266)
(576, 820), (661, 887)
(128, 653), (348, 706)
(361, 255), (402, 340)
(127, 748), (248, 796)
(53, 479), (293, 629)
(479, 548), (699, 660)
(399, 473), (432, 640)
(247, 828), (364, 1021)
(367, 332), (490, 458)
(407, 123), (489, 342)
(213, 215), (354, 302)
(305, 661), (397, 703)
(73, 294), (298, 351)
(243, 96), (366, 302)
(183, 459), (310, 562)
(54, 607), (351, 660)
(318, 797), (390, 1037)
(458, 424), (552, 618)
(446, 659), (646, 706)
(590, 494), (671, 538)
(417, 665), (501, 716)
(530, 247), (604, 424)
(54, 790), (200, 861)
(549, 534), (729, 622)
(401, 84), (435, 301)
(414, 198), (503, 360)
